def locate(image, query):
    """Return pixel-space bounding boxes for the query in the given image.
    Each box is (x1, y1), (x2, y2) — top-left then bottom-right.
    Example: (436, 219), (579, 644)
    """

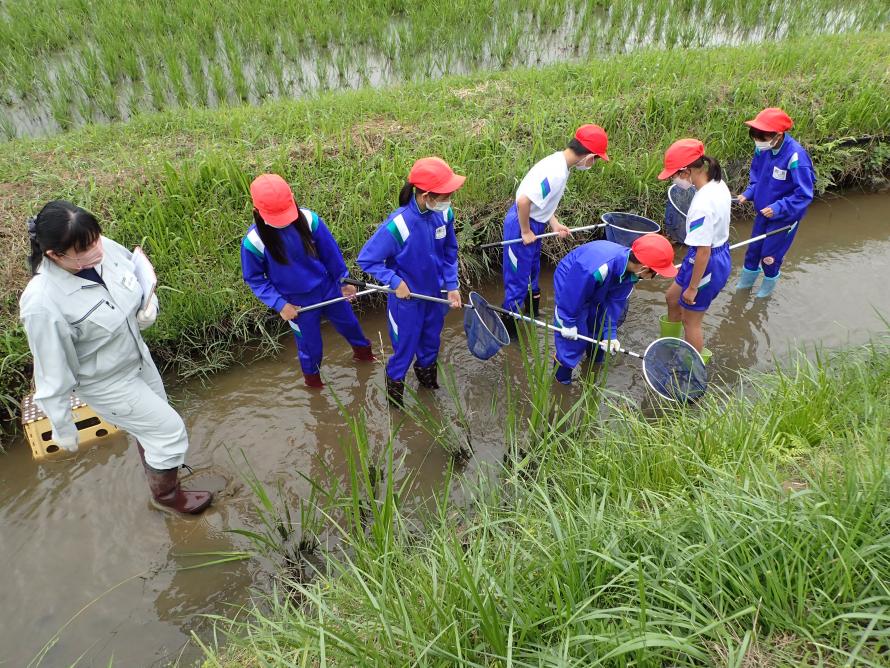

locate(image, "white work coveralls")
(19, 237), (189, 469)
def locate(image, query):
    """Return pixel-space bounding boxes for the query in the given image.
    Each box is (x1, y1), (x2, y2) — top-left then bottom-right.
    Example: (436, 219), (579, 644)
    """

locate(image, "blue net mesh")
(464, 292), (511, 360)
(664, 184), (696, 244)
(601, 212), (661, 247)
(642, 337), (708, 403)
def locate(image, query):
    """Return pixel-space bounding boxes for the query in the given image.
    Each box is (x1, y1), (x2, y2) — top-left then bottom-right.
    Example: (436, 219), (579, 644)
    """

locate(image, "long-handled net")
(345, 279), (707, 403)
(343, 279), (510, 361)
(665, 183), (696, 243)
(487, 303), (707, 403)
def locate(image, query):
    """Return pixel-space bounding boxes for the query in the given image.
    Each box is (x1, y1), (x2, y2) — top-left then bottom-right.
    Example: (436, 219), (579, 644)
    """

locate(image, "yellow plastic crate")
(21, 394), (121, 461)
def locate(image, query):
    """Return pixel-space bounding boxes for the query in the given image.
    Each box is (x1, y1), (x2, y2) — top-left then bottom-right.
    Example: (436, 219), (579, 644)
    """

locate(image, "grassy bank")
(2, 0), (888, 138)
(203, 336), (890, 666)
(1, 33), (889, 429)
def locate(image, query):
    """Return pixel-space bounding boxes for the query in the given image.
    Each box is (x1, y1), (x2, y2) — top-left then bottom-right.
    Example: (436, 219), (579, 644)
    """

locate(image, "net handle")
(343, 278), (470, 309)
(478, 222), (607, 250)
(485, 302), (643, 359)
(298, 288), (377, 314)
(671, 223), (797, 268)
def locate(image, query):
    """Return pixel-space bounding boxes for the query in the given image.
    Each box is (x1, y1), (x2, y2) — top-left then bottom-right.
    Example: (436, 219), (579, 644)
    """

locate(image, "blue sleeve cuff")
(742, 187), (755, 200)
(388, 275), (402, 290)
(272, 297), (287, 313)
(445, 281), (459, 291)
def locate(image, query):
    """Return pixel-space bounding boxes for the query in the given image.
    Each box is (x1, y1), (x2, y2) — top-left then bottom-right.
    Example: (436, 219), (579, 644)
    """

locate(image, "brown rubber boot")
(145, 466), (213, 515)
(352, 344), (377, 362)
(303, 372), (324, 388)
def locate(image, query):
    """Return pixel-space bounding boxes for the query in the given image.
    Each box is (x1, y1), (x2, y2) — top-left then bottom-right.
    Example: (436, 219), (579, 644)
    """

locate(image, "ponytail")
(398, 180), (414, 207)
(689, 154), (723, 182)
(28, 200), (101, 275)
(253, 208), (317, 264)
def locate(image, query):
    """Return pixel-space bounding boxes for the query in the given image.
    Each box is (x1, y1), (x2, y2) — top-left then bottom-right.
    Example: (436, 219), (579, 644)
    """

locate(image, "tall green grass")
(1, 34), (888, 433)
(1, 0), (888, 139)
(203, 338), (890, 666)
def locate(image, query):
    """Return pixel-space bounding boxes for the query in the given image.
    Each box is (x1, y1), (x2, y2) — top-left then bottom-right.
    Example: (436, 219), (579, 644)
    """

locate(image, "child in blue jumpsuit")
(501, 124), (609, 331)
(357, 157), (465, 406)
(658, 139), (732, 361)
(241, 174), (373, 388)
(552, 235), (677, 384)
(736, 107), (815, 298)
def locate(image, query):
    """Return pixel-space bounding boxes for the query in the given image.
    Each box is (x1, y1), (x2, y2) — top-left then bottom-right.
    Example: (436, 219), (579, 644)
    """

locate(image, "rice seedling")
(1, 0), (888, 138)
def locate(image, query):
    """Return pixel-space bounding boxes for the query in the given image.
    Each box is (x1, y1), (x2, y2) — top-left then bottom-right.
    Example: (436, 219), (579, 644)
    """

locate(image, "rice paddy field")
(1, 0), (888, 138)
(1, 32), (889, 428)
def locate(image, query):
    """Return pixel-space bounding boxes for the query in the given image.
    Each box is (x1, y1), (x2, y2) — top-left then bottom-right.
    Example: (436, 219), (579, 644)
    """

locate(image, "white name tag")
(772, 167), (787, 181)
(435, 225), (446, 239)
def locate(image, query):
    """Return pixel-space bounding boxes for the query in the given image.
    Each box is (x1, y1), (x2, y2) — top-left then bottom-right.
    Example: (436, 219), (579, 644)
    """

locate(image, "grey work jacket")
(19, 237), (159, 444)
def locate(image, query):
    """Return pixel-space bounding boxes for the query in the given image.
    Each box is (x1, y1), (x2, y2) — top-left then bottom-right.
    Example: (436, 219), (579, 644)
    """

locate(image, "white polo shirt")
(516, 151), (570, 223)
(684, 179), (731, 247)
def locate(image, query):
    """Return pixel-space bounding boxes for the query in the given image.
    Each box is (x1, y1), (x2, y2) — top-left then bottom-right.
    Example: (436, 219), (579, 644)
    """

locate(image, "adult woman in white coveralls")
(19, 201), (212, 515)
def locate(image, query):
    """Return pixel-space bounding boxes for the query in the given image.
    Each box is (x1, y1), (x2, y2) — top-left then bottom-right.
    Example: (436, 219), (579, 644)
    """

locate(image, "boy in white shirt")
(501, 124), (609, 333)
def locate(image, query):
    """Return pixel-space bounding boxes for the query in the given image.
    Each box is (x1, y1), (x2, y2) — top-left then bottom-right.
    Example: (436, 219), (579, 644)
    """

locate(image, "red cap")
(574, 124), (609, 161)
(744, 107), (793, 133)
(658, 138), (705, 180)
(408, 157), (466, 194)
(250, 174), (299, 228)
(631, 234), (678, 278)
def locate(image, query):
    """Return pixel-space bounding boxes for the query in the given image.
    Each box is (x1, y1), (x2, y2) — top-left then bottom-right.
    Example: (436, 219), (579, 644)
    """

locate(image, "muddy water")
(1, 191), (888, 666)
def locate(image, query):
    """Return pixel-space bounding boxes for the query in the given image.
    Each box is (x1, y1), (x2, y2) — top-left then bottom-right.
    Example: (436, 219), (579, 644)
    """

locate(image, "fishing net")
(464, 291), (511, 360)
(665, 183), (697, 244)
(601, 212), (661, 247)
(641, 337), (708, 403)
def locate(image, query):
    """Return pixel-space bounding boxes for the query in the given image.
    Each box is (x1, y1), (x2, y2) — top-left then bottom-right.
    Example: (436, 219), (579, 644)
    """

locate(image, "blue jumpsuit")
(552, 241), (636, 375)
(358, 197), (459, 382)
(241, 209), (370, 375)
(741, 134), (815, 277)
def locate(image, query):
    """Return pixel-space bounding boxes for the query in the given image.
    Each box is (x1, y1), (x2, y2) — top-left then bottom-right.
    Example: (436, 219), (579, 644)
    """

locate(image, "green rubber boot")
(659, 316), (683, 339)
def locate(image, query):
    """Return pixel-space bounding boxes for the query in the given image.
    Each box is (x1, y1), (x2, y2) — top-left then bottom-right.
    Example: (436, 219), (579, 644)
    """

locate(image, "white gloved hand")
(560, 326), (578, 340)
(599, 339), (621, 355)
(136, 299), (158, 330)
(52, 430), (79, 452)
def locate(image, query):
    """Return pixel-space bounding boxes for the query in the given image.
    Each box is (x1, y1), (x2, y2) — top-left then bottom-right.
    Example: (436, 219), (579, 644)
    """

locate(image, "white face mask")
(427, 198), (451, 213)
(574, 156), (595, 171)
(672, 175), (693, 191)
(754, 139), (774, 151)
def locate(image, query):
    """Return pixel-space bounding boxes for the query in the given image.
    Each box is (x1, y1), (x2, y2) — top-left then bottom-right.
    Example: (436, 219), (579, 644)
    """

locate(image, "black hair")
(748, 126), (779, 141)
(686, 154), (723, 182)
(28, 200), (101, 275)
(398, 181), (445, 208)
(566, 138), (593, 156)
(253, 207), (316, 265)
(628, 251), (639, 264)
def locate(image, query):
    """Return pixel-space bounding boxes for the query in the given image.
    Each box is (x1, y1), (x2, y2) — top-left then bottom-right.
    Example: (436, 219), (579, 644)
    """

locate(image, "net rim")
(600, 211), (661, 235)
(468, 291), (511, 347)
(641, 336), (707, 403)
(667, 183), (695, 217)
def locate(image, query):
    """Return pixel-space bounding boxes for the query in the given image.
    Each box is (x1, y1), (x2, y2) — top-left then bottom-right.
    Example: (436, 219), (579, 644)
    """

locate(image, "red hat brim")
(258, 202), (300, 228)
(432, 173), (466, 194)
(652, 262), (678, 278)
(657, 166), (678, 180)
